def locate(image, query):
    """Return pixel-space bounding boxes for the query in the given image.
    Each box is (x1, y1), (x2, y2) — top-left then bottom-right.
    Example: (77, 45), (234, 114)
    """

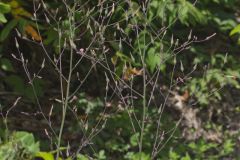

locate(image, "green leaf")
(17, 18), (27, 34)
(130, 133), (139, 147)
(221, 139), (234, 155)
(35, 152), (54, 160)
(0, 58), (14, 72)
(0, 13), (7, 23)
(2, 131), (40, 159)
(43, 29), (58, 45)
(230, 24), (240, 36)
(0, 142), (16, 160)
(116, 51), (132, 63)
(76, 154), (89, 160)
(176, 0), (207, 26)
(169, 150), (180, 160)
(146, 49), (161, 73)
(0, 19), (18, 41)
(0, 2), (11, 13)
(13, 131), (40, 154)
(95, 150), (106, 160)
(127, 152), (151, 160)
(180, 153), (191, 160)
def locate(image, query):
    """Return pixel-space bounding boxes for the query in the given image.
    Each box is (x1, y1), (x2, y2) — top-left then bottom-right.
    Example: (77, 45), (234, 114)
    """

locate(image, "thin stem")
(139, 23), (147, 157)
(56, 2), (76, 158)
(56, 46), (73, 159)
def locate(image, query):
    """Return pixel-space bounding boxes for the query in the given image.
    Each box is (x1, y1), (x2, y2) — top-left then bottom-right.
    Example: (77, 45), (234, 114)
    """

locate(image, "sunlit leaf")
(35, 152), (54, 160)
(123, 67), (143, 80)
(0, 13), (7, 23)
(9, 0), (32, 18)
(24, 25), (42, 41)
(230, 24), (240, 36)
(111, 55), (118, 65)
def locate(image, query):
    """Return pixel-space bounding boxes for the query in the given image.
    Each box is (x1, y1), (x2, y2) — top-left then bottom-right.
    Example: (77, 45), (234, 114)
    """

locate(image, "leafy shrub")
(0, 0), (240, 159)
(0, 131), (39, 160)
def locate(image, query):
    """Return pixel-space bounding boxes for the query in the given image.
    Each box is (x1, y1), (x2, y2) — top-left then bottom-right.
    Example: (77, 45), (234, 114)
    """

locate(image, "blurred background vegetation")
(0, 0), (240, 159)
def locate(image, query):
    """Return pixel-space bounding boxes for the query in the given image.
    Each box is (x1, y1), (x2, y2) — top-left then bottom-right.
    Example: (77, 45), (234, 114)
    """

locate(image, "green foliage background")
(0, 0), (240, 159)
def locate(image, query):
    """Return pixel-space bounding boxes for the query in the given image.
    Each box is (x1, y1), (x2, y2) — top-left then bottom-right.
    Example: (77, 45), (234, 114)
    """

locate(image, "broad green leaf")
(76, 154), (89, 160)
(35, 152), (54, 160)
(230, 24), (240, 36)
(130, 133), (139, 147)
(0, 13), (7, 23)
(13, 131), (39, 154)
(0, 2), (11, 13)
(146, 49), (161, 73)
